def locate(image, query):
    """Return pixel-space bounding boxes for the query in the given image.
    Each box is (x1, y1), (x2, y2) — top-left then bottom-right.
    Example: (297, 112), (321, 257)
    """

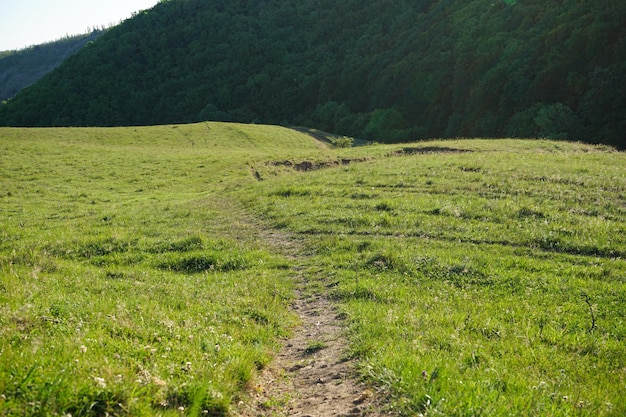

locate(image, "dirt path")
(237, 231), (389, 417)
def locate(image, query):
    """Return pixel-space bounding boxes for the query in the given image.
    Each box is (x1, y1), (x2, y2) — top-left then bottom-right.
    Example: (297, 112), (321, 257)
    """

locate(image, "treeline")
(0, 31), (104, 101)
(0, 0), (624, 148)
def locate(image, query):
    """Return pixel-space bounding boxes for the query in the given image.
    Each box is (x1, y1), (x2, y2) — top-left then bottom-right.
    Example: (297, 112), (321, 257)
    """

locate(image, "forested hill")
(1, 0), (624, 148)
(0, 31), (104, 101)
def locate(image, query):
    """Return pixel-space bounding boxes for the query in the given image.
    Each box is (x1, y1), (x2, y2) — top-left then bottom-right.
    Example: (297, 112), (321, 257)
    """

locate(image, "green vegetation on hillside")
(239, 139), (626, 415)
(1, 124), (625, 415)
(0, 124), (326, 415)
(0, 0), (624, 148)
(0, 31), (104, 101)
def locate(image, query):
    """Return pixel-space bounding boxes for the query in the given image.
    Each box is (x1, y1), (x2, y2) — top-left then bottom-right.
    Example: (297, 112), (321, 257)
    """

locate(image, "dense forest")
(0, 31), (104, 101)
(1, 0), (624, 148)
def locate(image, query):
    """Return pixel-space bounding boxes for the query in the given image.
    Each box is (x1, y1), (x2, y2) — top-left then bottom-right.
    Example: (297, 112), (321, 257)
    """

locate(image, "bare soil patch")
(251, 157), (370, 181)
(388, 146), (473, 156)
(271, 158), (370, 172)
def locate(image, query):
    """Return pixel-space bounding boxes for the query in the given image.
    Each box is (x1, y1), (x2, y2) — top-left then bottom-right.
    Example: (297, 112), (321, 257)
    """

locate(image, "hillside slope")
(0, 0), (624, 148)
(0, 31), (103, 101)
(2, 126), (625, 415)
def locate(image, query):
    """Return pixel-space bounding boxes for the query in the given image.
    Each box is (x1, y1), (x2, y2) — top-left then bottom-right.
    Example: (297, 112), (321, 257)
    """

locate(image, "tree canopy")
(0, 31), (103, 101)
(1, 0), (624, 148)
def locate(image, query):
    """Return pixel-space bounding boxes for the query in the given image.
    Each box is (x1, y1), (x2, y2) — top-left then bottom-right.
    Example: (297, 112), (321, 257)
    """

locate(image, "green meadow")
(1, 124), (625, 416)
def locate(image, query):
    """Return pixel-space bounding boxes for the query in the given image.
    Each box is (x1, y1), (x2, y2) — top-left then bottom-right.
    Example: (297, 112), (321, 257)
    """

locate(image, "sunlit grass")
(2, 128), (625, 416)
(238, 139), (626, 416)
(0, 123), (327, 415)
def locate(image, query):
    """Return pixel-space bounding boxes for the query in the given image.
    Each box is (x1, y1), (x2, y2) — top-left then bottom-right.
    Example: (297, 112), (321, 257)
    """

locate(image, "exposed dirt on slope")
(270, 157), (370, 172)
(387, 146), (473, 156)
(237, 231), (390, 417)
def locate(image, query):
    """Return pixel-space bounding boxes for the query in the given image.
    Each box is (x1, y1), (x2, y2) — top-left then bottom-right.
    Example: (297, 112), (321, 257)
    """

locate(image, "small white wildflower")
(152, 376), (167, 387)
(178, 406), (185, 412)
(79, 345), (87, 353)
(93, 377), (107, 388)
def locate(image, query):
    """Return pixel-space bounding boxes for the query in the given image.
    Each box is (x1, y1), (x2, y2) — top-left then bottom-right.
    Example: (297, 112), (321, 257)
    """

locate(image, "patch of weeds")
(3, 246), (58, 271)
(366, 253), (402, 271)
(42, 237), (133, 262)
(426, 207), (444, 216)
(462, 352), (484, 369)
(374, 201), (394, 212)
(329, 216), (370, 229)
(445, 264), (493, 289)
(75, 237), (136, 258)
(67, 389), (128, 417)
(351, 192), (375, 200)
(459, 165), (482, 173)
(468, 324), (502, 340)
(148, 236), (204, 253)
(413, 256), (492, 288)
(356, 241), (372, 252)
(260, 393), (291, 410)
(157, 251), (249, 273)
(244, 309), (270, 325)
(517, 206), (545, 219)
(534, 235), (621, 258)
(104, 270), (126, 279)
(89, 252), (145, 267)
(161, 384), (228, 416)
(331, 285), (380, 302)
(329, 135), (355, 148)
(271, 187), (311, 197)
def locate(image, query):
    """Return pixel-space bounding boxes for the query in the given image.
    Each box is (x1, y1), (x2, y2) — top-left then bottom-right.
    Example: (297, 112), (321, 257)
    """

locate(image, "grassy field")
(1, 125), (625, 416)
(0, 124), (328, 416)
(239, 139), (626, 416)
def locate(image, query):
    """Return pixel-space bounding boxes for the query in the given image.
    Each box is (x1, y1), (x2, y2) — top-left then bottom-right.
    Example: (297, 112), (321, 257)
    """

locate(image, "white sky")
(0, 0), (159, 51)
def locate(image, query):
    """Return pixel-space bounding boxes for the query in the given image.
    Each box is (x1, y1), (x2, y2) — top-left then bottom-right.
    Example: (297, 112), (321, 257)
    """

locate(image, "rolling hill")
(0, 31), (104, 101)
(0, 0), (624, 148)
(1, 123), (625, 415)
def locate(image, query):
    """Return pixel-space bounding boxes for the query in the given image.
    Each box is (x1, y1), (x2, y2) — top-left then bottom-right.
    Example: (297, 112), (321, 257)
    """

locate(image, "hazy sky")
(0, 0), (159, 51)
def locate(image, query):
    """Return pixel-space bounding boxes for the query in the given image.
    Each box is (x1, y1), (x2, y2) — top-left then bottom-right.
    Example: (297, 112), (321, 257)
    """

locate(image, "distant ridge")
(0, 0), (624, 148)
(0, 31), (104, 101)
